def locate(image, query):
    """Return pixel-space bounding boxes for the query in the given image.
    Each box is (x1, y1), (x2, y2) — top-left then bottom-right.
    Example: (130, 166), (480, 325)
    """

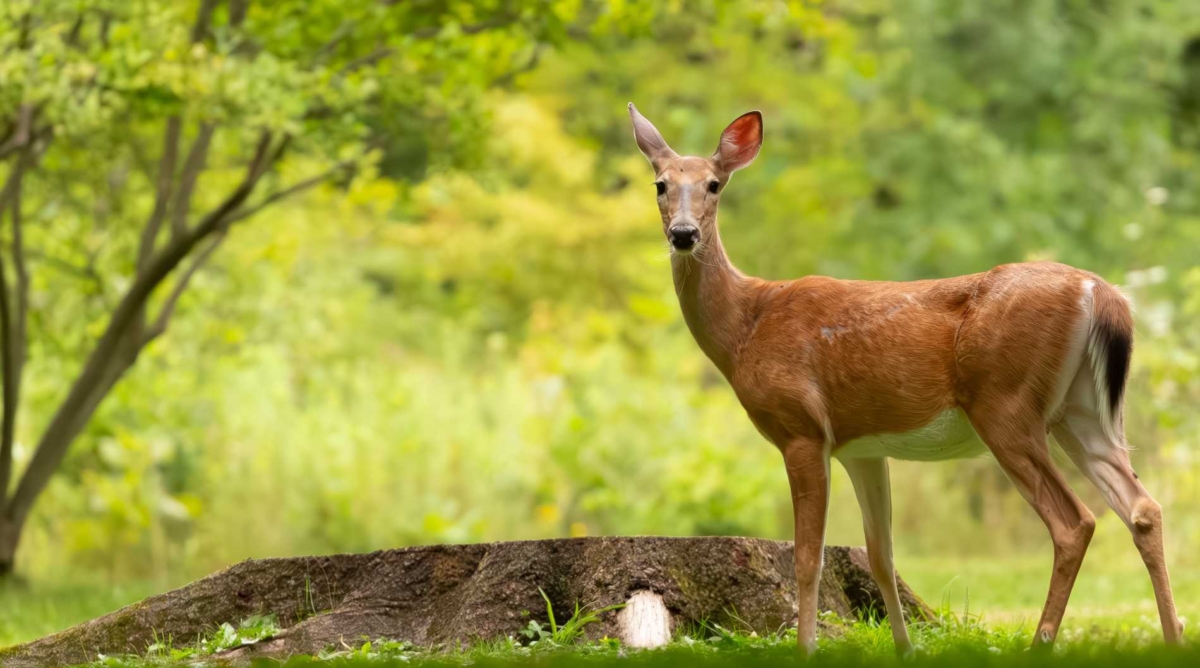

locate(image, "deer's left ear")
(714, 111), (763, 173)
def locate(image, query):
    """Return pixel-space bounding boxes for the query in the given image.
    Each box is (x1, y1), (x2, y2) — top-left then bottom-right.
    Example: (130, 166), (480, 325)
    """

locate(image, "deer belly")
(834, 409), (987, 461)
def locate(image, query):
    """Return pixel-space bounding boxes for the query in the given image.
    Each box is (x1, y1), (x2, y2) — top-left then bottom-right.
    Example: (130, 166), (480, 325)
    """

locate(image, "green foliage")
(334, 639), (415, 663)
(202, 614), (280, 653)
(518, 588), (623, 647)
(0, 0), (652, 574)
(6, 0), (1200, 655)
(94, 613), (277, 665)
(142, 629), (198, 664)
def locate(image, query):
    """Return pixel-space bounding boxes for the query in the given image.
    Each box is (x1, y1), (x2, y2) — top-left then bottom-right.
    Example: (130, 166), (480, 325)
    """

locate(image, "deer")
(628, 103), (1184, 655)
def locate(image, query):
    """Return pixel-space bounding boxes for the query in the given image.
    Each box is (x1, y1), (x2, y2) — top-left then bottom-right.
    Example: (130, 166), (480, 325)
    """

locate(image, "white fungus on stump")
(616, 590), (672, 648)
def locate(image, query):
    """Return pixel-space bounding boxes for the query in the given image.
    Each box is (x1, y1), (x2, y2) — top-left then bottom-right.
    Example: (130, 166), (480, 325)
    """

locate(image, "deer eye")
(708, 180), (720, 194)
(655, 182), (666, 196)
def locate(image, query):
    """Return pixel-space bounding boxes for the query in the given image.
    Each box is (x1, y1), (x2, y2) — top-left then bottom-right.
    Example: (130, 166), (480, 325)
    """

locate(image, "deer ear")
(714, 111), (763, 173)
(628, 103), (676, 164)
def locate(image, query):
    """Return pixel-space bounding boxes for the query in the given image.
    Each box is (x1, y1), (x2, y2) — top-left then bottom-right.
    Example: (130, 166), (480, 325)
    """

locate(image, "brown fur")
(629, 103), (1184, 654)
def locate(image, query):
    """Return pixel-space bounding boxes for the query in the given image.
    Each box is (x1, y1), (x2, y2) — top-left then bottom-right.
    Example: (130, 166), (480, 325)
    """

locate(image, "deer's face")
(649, 156), (721, 253)
(628, 104), (762, 255)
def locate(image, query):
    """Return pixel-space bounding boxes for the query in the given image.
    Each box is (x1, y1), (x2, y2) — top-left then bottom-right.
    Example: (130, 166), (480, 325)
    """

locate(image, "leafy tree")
(0, 0), (622, 575)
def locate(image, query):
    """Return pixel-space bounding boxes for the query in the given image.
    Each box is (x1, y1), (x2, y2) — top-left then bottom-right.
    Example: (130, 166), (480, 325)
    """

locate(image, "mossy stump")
(2, 537), (931, 666)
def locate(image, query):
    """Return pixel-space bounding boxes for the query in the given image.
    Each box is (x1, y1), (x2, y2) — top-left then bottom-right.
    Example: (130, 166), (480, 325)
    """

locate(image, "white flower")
(1145, 186), (1169, 206)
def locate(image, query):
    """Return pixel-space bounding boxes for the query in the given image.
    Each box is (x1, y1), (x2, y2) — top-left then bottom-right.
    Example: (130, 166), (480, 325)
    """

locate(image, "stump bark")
(1, 537), (931, 666)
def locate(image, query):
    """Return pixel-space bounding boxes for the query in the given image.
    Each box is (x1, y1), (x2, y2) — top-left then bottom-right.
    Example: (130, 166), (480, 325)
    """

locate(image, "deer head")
(628, 103), (762, 255)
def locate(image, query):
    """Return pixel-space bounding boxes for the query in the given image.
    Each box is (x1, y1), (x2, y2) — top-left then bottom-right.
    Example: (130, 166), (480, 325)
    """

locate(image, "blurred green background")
(4, 0), (1200, 648)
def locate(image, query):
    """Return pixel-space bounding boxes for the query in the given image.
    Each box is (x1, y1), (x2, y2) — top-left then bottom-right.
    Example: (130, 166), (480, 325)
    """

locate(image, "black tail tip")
(1103, 324), (1132, 414)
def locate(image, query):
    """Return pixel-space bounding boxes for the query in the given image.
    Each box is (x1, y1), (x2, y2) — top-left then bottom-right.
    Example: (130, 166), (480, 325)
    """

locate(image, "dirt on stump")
(1, 537), (932, 666)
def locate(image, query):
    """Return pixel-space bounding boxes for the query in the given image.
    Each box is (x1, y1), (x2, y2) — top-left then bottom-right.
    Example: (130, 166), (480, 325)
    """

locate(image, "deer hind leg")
(968, 404), (1095, 647)
(782, 437), (830, 656)
(1051, 372), (1183, 643)
(841, 457), (914, 657)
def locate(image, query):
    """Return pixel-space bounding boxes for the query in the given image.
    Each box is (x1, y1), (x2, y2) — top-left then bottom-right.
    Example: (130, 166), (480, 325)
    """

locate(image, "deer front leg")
(782, 437), (830, 655)
(841, 457), (914, 657)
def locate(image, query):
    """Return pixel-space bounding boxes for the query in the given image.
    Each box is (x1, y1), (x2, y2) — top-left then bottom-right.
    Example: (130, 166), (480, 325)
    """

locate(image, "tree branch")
(143, 232), (227, 345)
(259, 135), (292, 181)
(137, 116), (182, 273)
(220, 158), (359, 227)
(171, 123), (215, 239)
(125, 126), (161, 187)
(191, 0), (219, 43)
(151, 141), (361, 345)
(5, 131), (277, 524)
(229, 0), (250, 29)
(99, 11), (111, 48)
(164, 0), (233, 242)
(337, 46), (394, 76)
(151, 138), (370, 342)
(0, 157), (23, 214)
(0, 141), (32, 503)
(64, 13), (85, 48)
(0, 104), (35, 161)
(0, 211), (16, 504)
(9, 147), (29, 385)
(0, 251), (12, 506)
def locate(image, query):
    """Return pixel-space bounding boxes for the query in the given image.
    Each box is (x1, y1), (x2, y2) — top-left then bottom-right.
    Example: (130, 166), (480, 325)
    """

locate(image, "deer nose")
(668, 226), (699, 250)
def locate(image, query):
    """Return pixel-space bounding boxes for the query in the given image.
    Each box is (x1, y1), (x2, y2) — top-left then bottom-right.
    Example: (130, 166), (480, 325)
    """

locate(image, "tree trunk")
(0, 352), (134, 575)
(0, 537), (932, 666)
(0, 515), (21, 576)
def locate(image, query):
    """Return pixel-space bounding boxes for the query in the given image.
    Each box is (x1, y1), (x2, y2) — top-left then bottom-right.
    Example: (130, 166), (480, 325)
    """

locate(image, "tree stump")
(1, 537), (931, 666)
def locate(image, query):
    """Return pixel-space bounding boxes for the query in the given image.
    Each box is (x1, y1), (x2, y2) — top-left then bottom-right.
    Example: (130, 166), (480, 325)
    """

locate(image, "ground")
(3, 554), (1197, 667)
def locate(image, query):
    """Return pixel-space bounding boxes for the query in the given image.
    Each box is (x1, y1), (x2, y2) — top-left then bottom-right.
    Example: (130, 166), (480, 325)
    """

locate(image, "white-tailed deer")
(628, 103), (1184, 655)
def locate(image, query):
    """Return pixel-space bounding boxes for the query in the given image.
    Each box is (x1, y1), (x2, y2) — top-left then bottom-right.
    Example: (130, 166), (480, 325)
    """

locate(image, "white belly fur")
(834, 408), (987, 461)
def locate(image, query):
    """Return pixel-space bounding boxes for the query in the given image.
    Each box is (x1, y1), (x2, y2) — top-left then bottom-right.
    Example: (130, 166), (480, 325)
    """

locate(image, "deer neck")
(671, 225), (760, 378)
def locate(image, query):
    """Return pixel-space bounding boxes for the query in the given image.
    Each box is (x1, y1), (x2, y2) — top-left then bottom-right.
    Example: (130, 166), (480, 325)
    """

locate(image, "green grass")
(896, 552), (1199, 629)
(253, 644), (1200, 668)
(0, 579), (160, 649)
(5, 554), (1196, 667)
(78, 613), (1198, 668)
